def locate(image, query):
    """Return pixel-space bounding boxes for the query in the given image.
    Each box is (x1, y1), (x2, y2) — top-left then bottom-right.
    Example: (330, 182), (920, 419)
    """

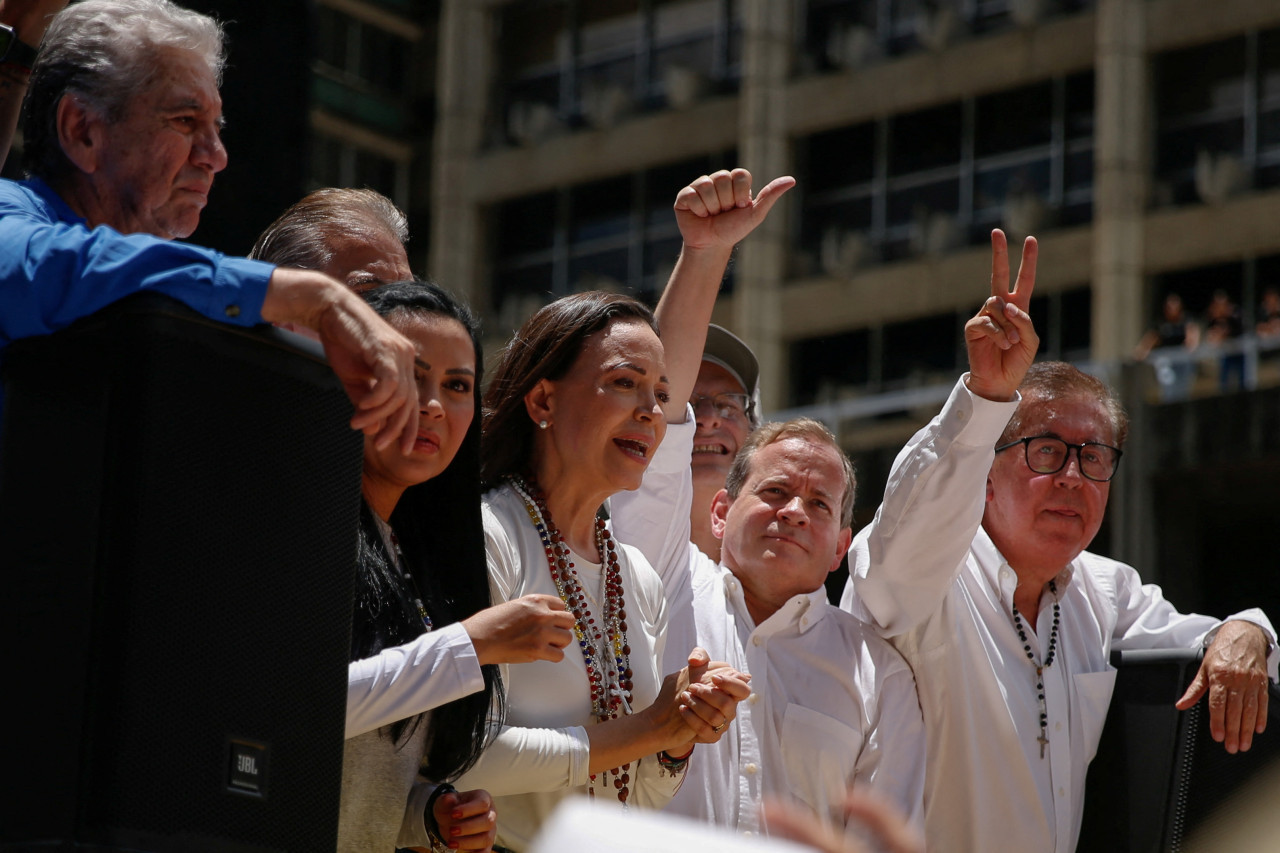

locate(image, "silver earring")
(539, 420), (549, 430)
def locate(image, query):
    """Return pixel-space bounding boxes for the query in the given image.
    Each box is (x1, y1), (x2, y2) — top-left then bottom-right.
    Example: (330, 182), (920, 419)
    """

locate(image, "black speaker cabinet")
(1, 294), (363, 851)
(1079, 648), (1280, 851)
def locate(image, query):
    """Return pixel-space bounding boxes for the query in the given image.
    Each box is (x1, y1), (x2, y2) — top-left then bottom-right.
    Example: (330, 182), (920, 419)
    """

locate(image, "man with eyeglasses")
(840, 231), (1277, 852)
(688, 324), (760, 563)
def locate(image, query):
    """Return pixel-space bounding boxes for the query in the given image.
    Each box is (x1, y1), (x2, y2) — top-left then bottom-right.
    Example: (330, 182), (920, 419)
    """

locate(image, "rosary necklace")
(509, 475), (634, 803)
(1011, 579), (1059, 759)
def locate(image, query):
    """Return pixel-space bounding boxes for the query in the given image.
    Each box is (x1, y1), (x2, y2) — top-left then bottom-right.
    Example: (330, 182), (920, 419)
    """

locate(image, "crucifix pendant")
(1038, 733), (1049, 759)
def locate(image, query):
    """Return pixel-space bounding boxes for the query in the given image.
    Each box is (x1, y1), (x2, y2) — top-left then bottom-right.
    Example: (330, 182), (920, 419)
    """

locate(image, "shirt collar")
(973, 526), (1076, 608)
(719, 566), (829, 636)
(26, 175), (88, 226)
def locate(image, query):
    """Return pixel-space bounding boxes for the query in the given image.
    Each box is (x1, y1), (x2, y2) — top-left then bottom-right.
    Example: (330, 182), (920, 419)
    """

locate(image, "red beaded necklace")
(509, 475), (635, 803)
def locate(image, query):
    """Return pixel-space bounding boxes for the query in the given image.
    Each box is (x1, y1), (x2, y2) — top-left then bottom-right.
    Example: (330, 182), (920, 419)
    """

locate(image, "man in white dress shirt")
(613, 413), (926, 842)
(841, 230), (1277, 852)
(608, 170), (925, 843)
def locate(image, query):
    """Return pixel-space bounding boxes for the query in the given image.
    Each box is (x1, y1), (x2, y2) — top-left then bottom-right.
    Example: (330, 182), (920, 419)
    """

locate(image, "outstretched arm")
(655, 168), (794, 421)
(844, 230), (1039, 634)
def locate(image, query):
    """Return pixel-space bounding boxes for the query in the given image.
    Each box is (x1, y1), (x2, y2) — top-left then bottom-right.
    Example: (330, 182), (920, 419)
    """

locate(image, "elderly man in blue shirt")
(0, 0), (418, 450)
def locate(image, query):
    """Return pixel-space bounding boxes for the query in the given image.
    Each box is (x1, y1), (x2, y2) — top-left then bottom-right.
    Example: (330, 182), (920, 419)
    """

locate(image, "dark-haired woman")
(454, 171), (790, 851)
(339, 281), (574, 852)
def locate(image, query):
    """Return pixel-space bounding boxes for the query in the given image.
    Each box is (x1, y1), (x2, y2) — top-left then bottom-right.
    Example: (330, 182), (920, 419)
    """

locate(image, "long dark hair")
(351, 280), (502, 782)
(481, 291), (658, 488)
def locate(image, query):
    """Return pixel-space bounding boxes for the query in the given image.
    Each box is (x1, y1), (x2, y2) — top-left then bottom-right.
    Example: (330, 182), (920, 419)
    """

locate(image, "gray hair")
(22, 0), (225, 181)
(249, 187), (410, 270)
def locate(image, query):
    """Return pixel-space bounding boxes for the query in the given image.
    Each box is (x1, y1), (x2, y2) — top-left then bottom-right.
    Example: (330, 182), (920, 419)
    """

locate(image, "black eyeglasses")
(995, 435), (1124, 482)
(689, 392), (750, 421)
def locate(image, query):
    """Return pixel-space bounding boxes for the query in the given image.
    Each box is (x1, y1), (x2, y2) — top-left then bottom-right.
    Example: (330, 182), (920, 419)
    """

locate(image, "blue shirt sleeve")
(0, 178), (273, 348)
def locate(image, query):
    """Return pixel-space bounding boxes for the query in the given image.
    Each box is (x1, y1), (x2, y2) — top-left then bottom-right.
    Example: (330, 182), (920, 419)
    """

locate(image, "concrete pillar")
(430, 1), (491, 307)
(1091, 0), (1147, 363)
(735, 0), (794, 413)
(1093, 0), (1153, 572)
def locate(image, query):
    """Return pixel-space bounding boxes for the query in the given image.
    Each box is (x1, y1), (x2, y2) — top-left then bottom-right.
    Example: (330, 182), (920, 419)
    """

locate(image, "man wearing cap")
(609, 170), (925, 844)
(689, 324), (761, 563)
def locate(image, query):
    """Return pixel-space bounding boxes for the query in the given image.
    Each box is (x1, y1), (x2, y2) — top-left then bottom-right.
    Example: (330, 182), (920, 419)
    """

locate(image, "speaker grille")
(3, 295), (362, 851)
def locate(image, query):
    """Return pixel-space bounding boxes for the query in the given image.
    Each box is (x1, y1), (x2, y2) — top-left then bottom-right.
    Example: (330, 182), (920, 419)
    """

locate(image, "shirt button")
(1055, 722), (1063, 732)
(225, 304), (241, 318)
(752, 636), (761, 647)
(744, 763), (759, 775)
(1059, 787), (1066, 797)
(748, 693), (759, 705)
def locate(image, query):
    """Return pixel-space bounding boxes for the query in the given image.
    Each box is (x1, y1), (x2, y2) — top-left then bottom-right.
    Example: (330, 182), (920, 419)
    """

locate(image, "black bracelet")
(656, 749), (691, 772)
(424, 782), (457, 846)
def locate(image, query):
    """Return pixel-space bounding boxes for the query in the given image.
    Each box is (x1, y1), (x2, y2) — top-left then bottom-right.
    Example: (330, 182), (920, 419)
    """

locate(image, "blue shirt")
(0, 177), (275, 419)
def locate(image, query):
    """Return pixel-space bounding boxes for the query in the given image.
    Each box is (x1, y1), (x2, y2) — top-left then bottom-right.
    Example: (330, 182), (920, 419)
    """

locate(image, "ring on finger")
(713, 720), (727, 733)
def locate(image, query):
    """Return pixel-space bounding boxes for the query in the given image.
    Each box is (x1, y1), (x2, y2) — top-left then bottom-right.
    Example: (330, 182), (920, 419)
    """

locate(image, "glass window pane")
(1059, 287), (1092, 356)
(1065, 71), (1095, 140)
(887, 178), (960, 226)
(806, 123), (877, 187)
(493, 262), (553, 316)
(882, 314), (958, 383)
(353, 150), (399, 199)
(790, 329), (870, 406)
(569, 247), (632, 291)
(496, 192), (558, 257)
(1156, 36), (1246, 120)
(973, 159), (1051, 216)
(889, 103), (962, 175)
(975, 82), (1053, 157)
(570, 176), (633, 242)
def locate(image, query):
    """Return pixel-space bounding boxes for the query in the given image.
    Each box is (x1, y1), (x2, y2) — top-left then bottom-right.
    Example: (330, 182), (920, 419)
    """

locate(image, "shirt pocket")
(1072, 668), (1117, 765)
(780, 704), (864, 821)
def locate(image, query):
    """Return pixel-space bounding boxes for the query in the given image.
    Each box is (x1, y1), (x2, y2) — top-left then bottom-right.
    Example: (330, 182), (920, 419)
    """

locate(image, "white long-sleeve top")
(345, 622), (483, 738)
(454, 483), (683, 852)
(342, 564), (486, 850)
(610, 414), (926, 840)
(840, 376), (1279, 853)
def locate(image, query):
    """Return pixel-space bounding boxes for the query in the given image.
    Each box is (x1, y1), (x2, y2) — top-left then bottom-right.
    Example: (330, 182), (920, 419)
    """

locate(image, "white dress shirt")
(453, 484), (683, 853)
(840, 376), (1279, 852)
(610, 414), (926, 841)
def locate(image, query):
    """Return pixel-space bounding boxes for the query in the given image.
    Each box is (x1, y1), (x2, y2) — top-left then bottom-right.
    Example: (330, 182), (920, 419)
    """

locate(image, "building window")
(308, 125), (411, 209)
(313, 3), (418, 134)
(489, 152), (736, 331)
(787, 286), (1090, 405)
(796, 0), (1096, 74)
(496, 0), (742, 147)
(1154, 27), (1280, 207)
(797, 72), (1093, 276)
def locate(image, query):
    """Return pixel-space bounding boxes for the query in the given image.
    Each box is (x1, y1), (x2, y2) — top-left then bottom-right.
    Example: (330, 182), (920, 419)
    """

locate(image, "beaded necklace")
(508, 475), (634, 803)
(1011, 579), (1059, 759)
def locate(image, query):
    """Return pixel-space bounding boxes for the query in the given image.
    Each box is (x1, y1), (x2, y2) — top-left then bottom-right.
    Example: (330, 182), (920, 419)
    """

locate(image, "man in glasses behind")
(840, 231), (1277, 853)
(687, 324), (760, 563)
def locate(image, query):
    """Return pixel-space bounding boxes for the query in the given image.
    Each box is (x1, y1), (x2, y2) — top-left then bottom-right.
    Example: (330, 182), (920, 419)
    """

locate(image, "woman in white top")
(458, 169), (791, 852)
(339, 281), (575, 852)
